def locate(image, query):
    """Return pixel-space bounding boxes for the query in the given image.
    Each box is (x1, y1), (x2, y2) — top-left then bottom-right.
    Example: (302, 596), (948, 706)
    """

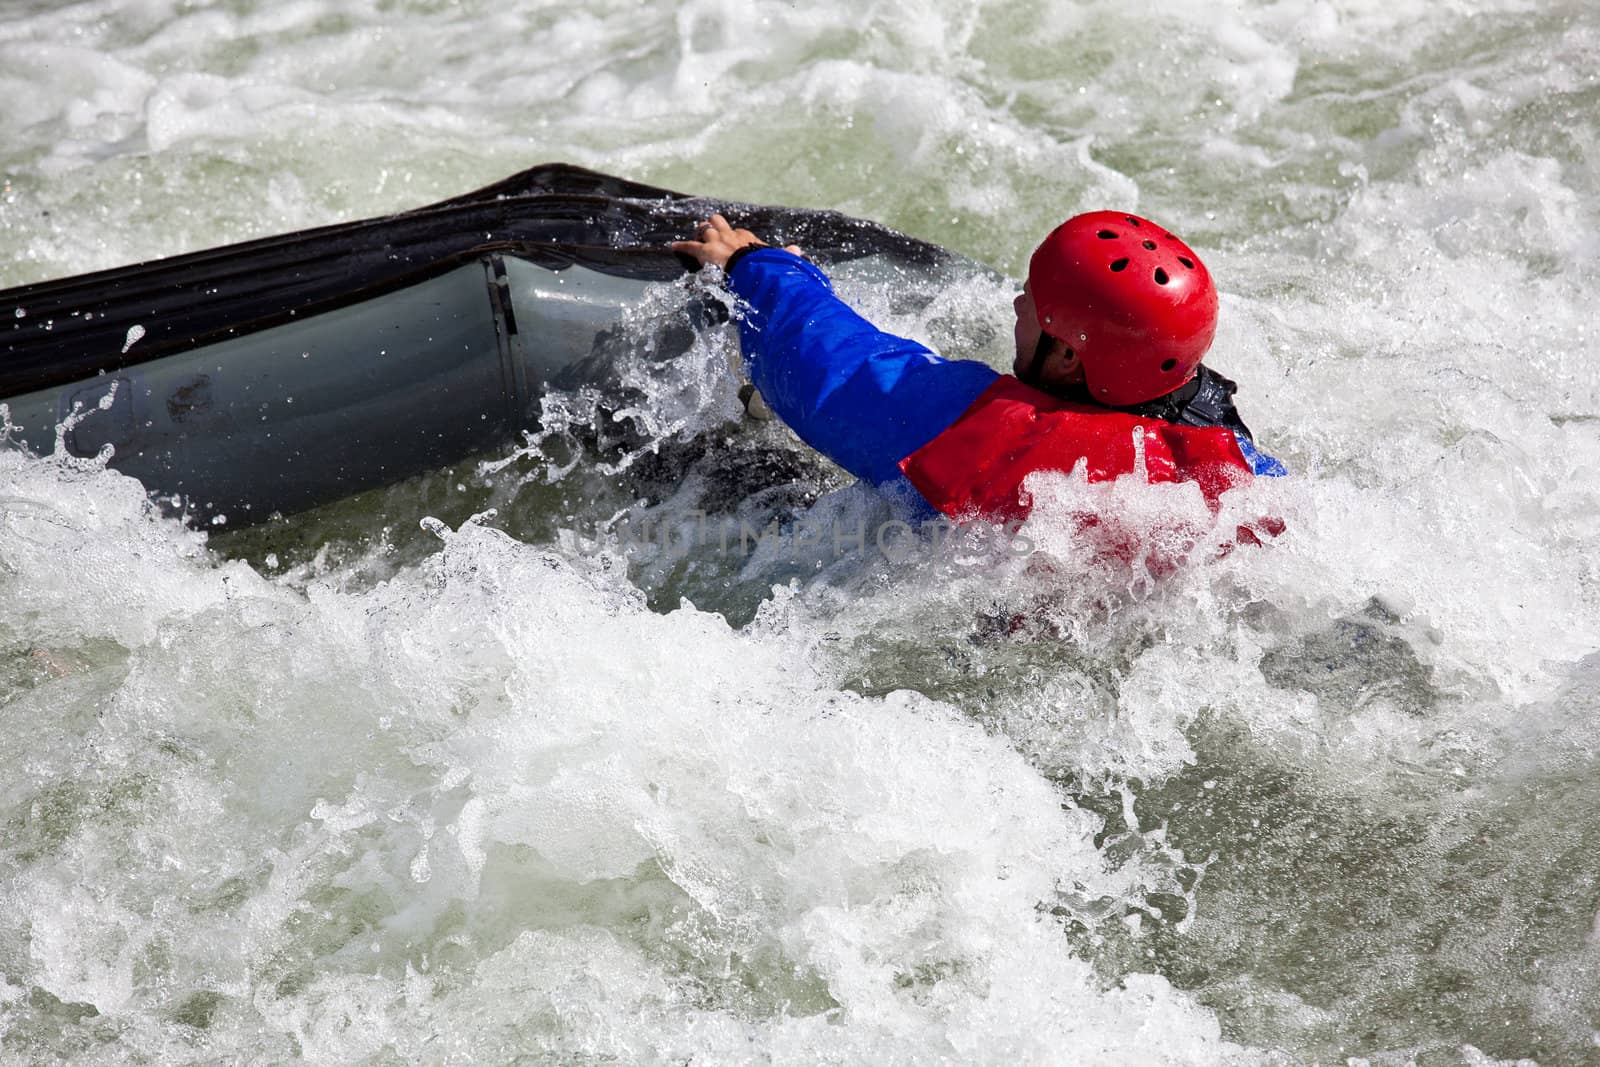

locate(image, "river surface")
(2, 0), (1599, 1063)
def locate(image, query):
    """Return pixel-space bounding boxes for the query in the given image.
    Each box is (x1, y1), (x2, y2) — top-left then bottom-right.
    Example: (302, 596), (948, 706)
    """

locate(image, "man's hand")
(672, 213), (801, 270)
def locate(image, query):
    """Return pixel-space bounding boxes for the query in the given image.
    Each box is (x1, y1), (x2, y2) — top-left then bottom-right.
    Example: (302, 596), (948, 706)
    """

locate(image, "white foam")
(0, 455), (1246, 1062)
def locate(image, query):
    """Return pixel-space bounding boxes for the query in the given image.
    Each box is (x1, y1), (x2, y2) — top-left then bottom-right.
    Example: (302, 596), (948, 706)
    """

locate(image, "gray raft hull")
(5, 257), (649, 525)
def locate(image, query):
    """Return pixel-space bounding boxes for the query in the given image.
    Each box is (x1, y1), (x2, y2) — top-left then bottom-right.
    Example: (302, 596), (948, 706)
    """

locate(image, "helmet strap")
(1020, 332), (1057, 388)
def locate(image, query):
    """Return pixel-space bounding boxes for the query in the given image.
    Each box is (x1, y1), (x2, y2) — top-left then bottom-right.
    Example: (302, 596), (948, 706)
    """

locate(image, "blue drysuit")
(723, 247), (1282, 514)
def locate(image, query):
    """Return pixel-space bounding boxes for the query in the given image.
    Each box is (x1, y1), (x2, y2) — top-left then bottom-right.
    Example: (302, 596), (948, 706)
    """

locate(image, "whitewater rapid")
(3, 0), (1599, 1063)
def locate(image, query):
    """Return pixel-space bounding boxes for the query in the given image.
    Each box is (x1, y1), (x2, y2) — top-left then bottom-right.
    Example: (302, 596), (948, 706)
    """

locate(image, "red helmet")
(1027, 211), (1218, 406)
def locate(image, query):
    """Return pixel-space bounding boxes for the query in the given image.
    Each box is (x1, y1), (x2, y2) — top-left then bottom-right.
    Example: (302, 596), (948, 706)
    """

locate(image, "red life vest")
(898, 375), (1256, 523)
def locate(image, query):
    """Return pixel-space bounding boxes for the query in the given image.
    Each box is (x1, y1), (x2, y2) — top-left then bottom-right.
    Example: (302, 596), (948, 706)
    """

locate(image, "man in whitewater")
(672, 212), (1284, 526)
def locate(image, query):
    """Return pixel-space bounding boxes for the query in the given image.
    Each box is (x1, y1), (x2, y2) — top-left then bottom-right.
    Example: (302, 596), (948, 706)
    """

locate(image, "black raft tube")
(0, 164), (952, 528)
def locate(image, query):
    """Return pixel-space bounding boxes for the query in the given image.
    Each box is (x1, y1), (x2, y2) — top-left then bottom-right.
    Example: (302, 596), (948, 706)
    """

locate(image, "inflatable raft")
(0, 165), (954, 527)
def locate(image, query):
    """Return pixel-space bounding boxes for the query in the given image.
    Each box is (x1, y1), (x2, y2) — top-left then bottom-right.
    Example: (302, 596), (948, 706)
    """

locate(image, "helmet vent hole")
(1153, 267), (1169, 285)
(1141, 240), (1156, 250)
(1109, 258), (1129, 272)
(1160, 358), (1178, 372)
(1126, 216), (1142, 227)
(1096, 230), (1118, 239)
(1178, 256), (1194, 269)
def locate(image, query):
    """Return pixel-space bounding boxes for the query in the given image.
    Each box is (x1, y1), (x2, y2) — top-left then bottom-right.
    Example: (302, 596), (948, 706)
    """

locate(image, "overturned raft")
(0, 164), (953, 526)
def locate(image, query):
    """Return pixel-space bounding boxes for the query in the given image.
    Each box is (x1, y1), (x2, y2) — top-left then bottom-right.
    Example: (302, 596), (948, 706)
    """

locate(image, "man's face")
(1012, 281), (1084, 388)
(1011, 282), (1044, 378)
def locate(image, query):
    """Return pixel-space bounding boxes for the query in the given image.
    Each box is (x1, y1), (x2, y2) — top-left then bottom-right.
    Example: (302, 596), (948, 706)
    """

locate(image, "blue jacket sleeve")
(1234, 433), (1287, 477)
(725, 248), (999, 486)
